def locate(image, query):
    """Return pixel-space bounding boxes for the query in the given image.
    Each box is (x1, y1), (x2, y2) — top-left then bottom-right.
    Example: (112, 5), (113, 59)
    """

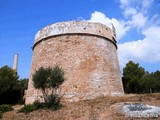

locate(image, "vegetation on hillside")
(0, 66), (28, 104)
(0, 104), (13, 118)
(0, 60), (160, 106)
(18, 101), (41, 113)
(122, 61), (160, 94)
(3, 93), (160, 120)
(0, 62), (160, 119)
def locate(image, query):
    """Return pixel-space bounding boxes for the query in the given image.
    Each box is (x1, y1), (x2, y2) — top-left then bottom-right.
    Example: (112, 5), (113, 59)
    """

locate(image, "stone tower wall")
(25, 21), (124, 104)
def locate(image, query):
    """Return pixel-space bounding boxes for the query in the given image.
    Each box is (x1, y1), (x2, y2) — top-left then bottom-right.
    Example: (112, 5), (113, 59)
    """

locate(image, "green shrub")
(18, 104), (36, 113)
(32, 65), (64, 104)
(18, 101), (41, 113)
(33, 100), (42, 109)
(0, 104), (13, 119)
(0, 104), (13, 113)
(18, 97), (63, 114)
(0, 111), (2, 119)
(45, 94), (62, 110)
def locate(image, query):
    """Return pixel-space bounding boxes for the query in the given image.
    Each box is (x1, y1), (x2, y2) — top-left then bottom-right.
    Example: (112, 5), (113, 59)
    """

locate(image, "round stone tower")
(25, 21), (124, 104)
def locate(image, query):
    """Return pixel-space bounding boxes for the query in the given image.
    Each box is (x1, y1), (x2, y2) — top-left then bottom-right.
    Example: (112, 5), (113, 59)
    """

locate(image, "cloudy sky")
(0, 0), (160, 78)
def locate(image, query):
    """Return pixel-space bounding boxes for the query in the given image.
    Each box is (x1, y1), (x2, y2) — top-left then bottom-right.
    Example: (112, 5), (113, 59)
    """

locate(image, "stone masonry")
(25, 21), (124, 104)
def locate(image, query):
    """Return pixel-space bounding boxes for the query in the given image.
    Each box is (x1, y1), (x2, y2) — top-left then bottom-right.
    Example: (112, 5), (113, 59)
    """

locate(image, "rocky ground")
(2, 93), (160, 120)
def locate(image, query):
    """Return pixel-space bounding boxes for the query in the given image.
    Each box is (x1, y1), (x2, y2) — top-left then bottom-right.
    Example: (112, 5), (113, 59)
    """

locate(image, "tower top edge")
(34, 21), (116, 44)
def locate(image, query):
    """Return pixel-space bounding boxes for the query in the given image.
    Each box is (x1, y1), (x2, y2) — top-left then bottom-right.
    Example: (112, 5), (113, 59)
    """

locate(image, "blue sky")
(0, 0), (160, 78)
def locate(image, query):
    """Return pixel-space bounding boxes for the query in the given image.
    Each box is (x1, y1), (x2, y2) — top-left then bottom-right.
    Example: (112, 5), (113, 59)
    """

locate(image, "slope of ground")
(2, 93), (160, 120)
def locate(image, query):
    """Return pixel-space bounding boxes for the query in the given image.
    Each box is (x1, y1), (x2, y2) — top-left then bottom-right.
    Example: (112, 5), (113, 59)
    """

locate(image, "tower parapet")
(33, 21), (117, 49)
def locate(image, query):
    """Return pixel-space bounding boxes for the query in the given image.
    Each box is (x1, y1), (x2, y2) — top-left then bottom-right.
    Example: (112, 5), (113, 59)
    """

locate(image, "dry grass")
(2, 93), (160, 120)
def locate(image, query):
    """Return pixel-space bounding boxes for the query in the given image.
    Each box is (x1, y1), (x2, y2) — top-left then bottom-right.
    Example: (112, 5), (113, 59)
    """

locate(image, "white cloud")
(128, 13), (148, 28)
(86, 0), (159, 71)
(124, 7), (137, 17)
(88, 11), (130, 40)
(120, 0), (129, 7)
(117, 0), (160, 69)
(120, 0), (152, 29)
(89, 11), (110, 26)
(120, 0), (153, 12)
(118, 26), (160, 68)
(142, 0), (153, 9)
(87, 10), (160, 69)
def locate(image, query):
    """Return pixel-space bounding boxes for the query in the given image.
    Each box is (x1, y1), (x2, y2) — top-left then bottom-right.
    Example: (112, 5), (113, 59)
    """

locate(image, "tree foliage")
(0, 65), (28, 104)
(15, 78), (29, 104)
(32, 65), (64, 109)
(0, 66), (19, 94)
(122, 61), (160, 94)
(122, 61), (145, 93)
(141, 71), (160, 93)
(0, 104), (13, 118)
(49, 65), (64, 89)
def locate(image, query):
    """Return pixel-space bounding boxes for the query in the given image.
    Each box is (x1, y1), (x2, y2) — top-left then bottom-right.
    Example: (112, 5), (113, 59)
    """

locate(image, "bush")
(0, 65), (28, 105)
(45, 94), (62, 110)
(0, 111), (2, 119)
(0, 104), (13, 119)
(19, 97), (62, 113)
(32, 65), (64, 111)
(18, 101), (41, 113)
(18, 104), (34, 113)
(0, 104), (13, 113)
